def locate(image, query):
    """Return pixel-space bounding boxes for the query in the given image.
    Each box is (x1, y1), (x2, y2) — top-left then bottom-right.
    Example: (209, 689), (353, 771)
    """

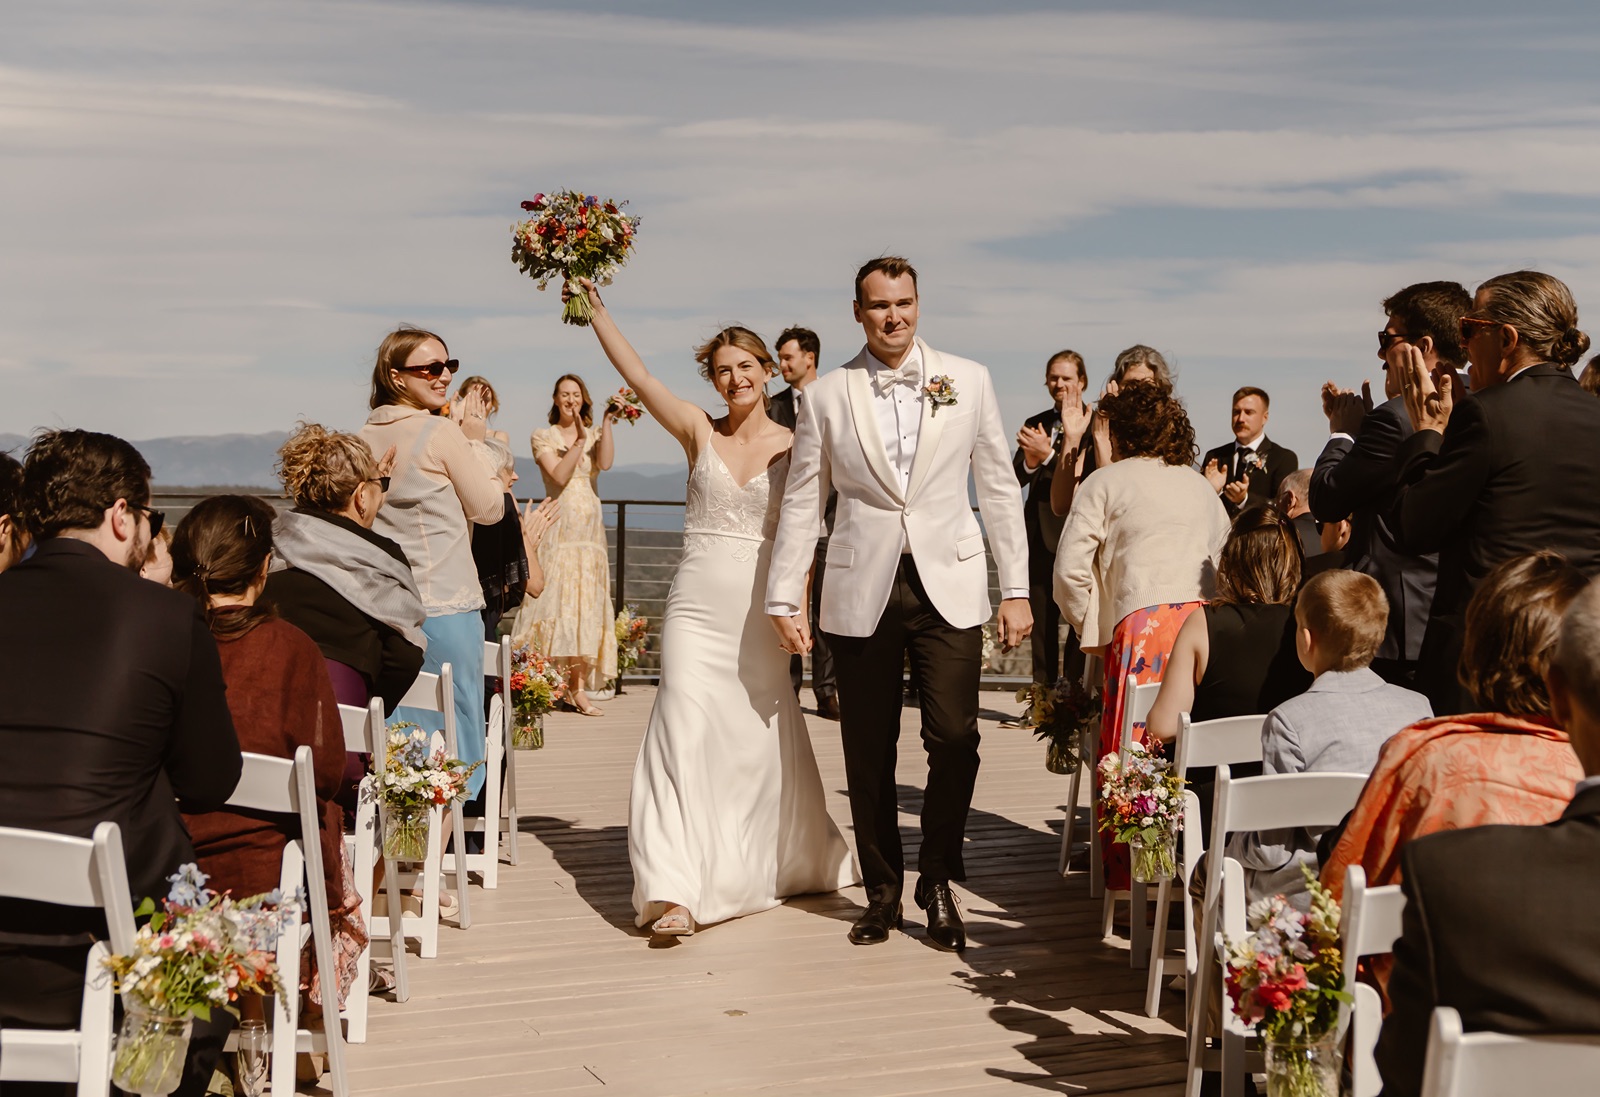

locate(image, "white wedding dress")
(629, 439), (858, 928)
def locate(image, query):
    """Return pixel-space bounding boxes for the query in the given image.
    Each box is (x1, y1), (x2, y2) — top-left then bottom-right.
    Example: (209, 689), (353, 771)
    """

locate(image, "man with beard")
(0, 429), (240, 1097)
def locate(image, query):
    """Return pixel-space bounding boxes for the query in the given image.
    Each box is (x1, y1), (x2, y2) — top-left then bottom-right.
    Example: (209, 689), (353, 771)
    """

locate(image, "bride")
(568, 279), (857, 939)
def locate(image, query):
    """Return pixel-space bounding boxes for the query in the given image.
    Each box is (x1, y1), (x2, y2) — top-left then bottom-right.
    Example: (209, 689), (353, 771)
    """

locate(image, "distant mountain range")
(0, 431), (690, 501)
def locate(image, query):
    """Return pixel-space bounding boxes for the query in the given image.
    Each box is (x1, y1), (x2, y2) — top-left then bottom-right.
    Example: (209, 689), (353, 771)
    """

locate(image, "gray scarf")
(270, 509), (428, 651)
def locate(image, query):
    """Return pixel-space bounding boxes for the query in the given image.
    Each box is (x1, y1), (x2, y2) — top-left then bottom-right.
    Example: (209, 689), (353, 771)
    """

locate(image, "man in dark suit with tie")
(1376, 573), (1600, 1097)
(1201, 387), (1297, 517)
(1013, 350), (1093, 692)
(771, 327), (840, 719)
(0, 430), (242, 1097)
(1389, 270), (1600, 715)
(1309, 281), (1467, 687)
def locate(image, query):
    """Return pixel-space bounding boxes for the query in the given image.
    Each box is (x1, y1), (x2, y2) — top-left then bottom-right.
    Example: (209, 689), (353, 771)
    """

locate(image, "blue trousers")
(400, 611), (487, 798)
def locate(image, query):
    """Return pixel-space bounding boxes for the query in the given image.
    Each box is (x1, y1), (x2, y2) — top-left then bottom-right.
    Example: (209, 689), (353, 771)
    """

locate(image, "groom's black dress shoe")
(848, 901), (902, 945)
(915, 880), (965, 952)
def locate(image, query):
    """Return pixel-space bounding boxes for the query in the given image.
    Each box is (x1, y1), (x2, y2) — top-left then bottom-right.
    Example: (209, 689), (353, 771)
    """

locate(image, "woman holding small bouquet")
(512, 373), (618, 715)
(564, 277), (855, 940)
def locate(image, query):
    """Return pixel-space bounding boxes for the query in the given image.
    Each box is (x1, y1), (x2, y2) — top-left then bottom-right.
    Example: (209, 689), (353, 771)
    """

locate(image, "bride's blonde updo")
(276, 421), (377, 512)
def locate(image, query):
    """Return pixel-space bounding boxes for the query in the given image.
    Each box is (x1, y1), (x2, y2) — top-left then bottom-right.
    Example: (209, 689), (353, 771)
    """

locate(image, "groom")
(766, 256), (1031, 951)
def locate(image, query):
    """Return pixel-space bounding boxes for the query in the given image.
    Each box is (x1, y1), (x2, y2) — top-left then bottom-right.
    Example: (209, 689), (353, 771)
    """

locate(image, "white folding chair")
(1143, 712), (1267, 1017)
(336, 701), (409, 1043)
(1420, 1006), (1600, 1097)
(223, 748), (348, 1097)
(1185, 767), (1369, 1097)
(1340, 865), (1405, 1097)
(1057, 653), (1101, 876)
(1092, 675), (1161, 966)
(459, 637), (515, 884)
(0, 822), (135, 1097)
(395, 665), (473, 940)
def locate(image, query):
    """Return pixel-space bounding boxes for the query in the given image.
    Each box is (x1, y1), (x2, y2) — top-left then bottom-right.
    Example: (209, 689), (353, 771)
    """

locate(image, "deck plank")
(342, 686), (1187, 1096)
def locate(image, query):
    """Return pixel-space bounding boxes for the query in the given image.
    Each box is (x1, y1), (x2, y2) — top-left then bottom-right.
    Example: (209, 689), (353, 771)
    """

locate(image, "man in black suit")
(1013, 350), (1093, 692)
(1389, 270), (1600, 715)
(771, 326), (839, 720)
(1201, 386), (1297, 517)
(1309, 281), (1466, 687)
(0, 430), (241, 1097)
(1376, 574), (1600, 1097)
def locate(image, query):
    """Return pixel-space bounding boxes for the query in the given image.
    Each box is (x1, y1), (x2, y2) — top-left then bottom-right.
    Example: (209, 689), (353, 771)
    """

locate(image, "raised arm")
(571, 278), (713, 455)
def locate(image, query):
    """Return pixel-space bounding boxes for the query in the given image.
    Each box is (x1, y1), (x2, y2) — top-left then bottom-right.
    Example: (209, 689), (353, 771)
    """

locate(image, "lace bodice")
(683, 442), (787, 556)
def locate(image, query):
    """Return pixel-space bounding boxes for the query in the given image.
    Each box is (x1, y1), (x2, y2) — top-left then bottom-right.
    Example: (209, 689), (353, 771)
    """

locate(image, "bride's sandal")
(650, 910), (695, 938)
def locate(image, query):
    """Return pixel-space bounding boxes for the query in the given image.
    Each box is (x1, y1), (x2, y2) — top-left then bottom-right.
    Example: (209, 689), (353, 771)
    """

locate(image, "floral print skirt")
(1097, 600), (1204, 892)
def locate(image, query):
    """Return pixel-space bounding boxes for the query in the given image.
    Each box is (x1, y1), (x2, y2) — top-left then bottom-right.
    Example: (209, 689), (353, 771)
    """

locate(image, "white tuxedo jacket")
(766, 339), (1028, 637)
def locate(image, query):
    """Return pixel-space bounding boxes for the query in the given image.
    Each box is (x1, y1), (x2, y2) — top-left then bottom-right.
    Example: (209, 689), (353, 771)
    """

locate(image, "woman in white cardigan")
(1053, 380), (1230, 891)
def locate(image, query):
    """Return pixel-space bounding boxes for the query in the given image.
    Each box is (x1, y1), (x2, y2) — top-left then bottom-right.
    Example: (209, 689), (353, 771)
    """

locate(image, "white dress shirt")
(866, 343), (924, 498)
(1230, 431), (1265, 480)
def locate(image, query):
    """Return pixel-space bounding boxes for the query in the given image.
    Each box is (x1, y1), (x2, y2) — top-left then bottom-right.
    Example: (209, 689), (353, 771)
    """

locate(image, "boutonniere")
(1242, 450), (1264, 472)
(924, 375), (958, 415)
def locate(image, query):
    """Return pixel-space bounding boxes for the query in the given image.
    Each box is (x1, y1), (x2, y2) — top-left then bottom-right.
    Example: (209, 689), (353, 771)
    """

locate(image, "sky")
(5, 0), (1600, 467)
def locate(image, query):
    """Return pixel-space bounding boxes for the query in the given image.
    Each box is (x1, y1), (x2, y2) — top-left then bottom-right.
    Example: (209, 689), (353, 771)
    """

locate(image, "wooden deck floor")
(344, 687), (1187, 1097)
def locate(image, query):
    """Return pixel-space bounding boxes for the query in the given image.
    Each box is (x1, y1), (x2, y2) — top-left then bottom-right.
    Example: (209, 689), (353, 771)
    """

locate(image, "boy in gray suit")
(1229, 569), (1431, 908)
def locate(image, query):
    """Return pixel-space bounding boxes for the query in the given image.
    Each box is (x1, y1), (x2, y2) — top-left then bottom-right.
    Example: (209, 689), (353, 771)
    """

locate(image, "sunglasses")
(394, 359), (460, 380)
(1377, 330), (1419, 352)
(368, 476), (391, 493)
(128, 502), (165, 538)
(1459, 317), (1504, 342)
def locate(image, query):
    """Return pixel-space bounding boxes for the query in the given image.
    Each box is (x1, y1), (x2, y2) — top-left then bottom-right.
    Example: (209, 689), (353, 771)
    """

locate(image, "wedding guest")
(1320, 552), (1587, 906)
(512, 373), (619, 715)
(1311, 281), (1465, 688)
(1389, 271), (1600, 714)
(172, 495), (367, 1016)
(473, 438), (556, 638)
(452, 374), (510, 446)
(1054, 381), (1230, 891)
(362, 326), (505, 803)
(1225, 570), (1430, 910)
(0, 450), (29, 574)
(1201, 386), (1297, 517)
(770, 327), (840, 719)
(1580, 354), (1600, 395)
(1049, 344), (1170, 519)
(0, 430), (240, 1097)
(1277, 468), (1322, 561)
(1375, 571), (1600, 1097)
(266, 422), (426, 715)
(1014, 350), (1093, 692)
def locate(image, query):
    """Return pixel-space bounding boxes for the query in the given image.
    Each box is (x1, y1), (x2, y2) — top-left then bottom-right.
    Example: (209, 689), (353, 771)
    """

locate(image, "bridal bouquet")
(509, 646), (565, 749)
(1224, 867), (1350, 1097)
(615, 604), (650, 672)
(1020, 676), (1101, 773)
(103, 864), (297, 1094)
(1098, 740), (1184, 882)
(377, 723), (482, 857)
(511, 191), (641, 326)
(605, 387), (645, 425)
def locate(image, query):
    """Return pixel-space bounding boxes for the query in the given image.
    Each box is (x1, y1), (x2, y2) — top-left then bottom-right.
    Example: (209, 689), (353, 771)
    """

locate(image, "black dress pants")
(824, 557), (981, 907)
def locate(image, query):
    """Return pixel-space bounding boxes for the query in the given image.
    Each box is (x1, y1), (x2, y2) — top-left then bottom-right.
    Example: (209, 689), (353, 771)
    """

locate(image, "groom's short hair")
(854, 256), (918, 303)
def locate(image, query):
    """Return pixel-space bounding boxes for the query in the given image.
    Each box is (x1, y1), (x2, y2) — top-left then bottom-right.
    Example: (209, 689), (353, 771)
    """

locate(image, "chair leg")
(1059, 752), (1084, 876)
(448, 808), (472, 929)
(503, 750), (521, 866)
(1129, 880), (1151, 967)
(1101, 891), (1117, 939)
(1145, 877), (1172, 1018)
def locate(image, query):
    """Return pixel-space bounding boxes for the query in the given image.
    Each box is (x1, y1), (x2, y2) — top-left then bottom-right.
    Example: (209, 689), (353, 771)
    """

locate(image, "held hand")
(997, 598), (1033, 652)
(561, 276), (605, 313)
(375, 445), (397, 480)
(1222, 479), (1249, 506)
(520, 496), (559, 548)
(1202, 457), (1227, 492)
(1016, 423), (1052, 467)
(768, 612), (813, 656)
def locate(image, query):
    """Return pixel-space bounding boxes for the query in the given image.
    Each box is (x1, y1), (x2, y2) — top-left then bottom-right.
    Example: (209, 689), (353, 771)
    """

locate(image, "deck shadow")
(522, 815), (640, 935)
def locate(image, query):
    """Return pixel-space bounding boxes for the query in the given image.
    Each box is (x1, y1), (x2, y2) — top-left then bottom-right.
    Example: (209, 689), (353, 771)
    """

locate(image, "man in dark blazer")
(1013, 350), (1094, 692)
(1388, 274), (1600, 715)
(0, 430), (241, 1096)
(771, 326), (839, 719)
(1201, 386), (1297, 517)
(1375, 575), (1600, 1097)
(1310, 281), (1466, 687)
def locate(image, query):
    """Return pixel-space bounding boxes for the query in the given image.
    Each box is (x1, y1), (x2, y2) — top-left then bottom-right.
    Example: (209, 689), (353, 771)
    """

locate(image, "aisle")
(345, 687), (1186, 1096)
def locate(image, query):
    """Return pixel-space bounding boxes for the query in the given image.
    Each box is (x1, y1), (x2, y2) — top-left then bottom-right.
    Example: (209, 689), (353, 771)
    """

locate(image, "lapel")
(905, 339), (948, 506)
(844, 352), (906, 505)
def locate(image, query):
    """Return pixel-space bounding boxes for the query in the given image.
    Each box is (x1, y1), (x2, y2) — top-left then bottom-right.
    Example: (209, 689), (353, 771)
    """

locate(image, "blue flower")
(166, 863), (211, 907)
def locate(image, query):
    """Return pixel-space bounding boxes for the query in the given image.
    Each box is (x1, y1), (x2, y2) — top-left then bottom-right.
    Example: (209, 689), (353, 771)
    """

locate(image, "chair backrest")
(397, 664), (456, 753)
(1342, 865), (1406, 964)
(1117, 677), (1162, 756)
(482, 638), (511, 684)
(1421, 1006), (1600, 1097)
(0, 822), (137, 956)
(1174, 713), (1267, 776)
(337, 699), (385, 758)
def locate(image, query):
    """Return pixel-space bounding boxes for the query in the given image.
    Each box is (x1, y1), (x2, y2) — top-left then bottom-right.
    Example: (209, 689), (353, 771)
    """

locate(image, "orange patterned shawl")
(1321, 712), (1582, 903)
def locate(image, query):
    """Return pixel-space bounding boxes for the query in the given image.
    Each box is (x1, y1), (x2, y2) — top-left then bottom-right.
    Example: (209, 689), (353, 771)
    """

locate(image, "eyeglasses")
(394, 359), (459, 380)
(367, 476), (391, 493)
(1459, 316), (1504, 342)
(128, 502), (165, 538)
(1377, 330), (1419, 351)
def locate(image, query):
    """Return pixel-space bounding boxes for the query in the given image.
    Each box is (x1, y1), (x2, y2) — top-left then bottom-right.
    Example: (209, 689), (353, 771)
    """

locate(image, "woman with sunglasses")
(361, 327), (506, 805)
(1390, 270), (1600, 714)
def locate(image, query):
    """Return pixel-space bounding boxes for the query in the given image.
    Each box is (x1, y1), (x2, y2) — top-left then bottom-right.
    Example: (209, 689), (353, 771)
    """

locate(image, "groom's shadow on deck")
(521, 815), (640, 935)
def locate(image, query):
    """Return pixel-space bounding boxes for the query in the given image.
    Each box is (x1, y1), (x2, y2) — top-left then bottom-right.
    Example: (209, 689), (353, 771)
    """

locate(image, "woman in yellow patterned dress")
(513, 374), (619, 714)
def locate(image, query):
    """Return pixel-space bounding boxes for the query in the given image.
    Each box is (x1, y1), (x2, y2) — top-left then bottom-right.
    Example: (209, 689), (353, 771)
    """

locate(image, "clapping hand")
(374, 445), (397, 481)
(1397, 344), (1455, 434)
(1058, 399), (1092, 454)
(1322, 380), (1374, 436)
(1016, 423), (1053, 468)
(1222, 479), (1249, 507)
(452, 386), (489, 441)
(1202, 457), (1227, 493)
(519, 496), (559, 549)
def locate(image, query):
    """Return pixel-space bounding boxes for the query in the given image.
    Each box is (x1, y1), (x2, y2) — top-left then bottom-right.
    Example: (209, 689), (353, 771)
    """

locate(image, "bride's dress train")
(629, 441), (857, 927)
